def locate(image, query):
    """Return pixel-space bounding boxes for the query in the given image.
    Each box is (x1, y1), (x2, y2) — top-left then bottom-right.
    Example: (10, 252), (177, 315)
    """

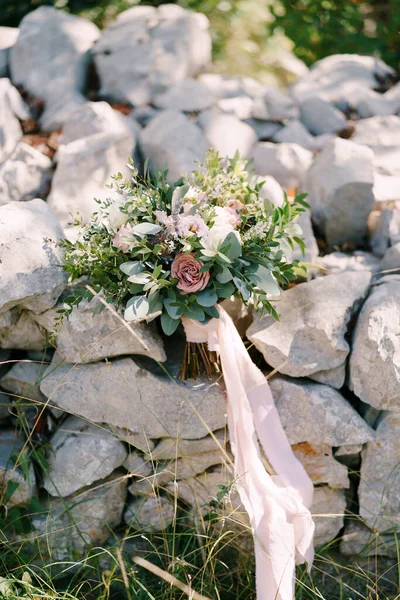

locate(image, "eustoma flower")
(171, 253), (210, 294)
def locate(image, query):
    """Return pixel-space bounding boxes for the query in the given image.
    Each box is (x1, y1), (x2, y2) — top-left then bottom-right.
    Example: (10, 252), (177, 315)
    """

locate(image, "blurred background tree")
(0, 0), (398, 84)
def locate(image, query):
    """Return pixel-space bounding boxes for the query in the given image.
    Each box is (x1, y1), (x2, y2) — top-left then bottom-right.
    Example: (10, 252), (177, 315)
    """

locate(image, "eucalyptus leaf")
(215, 281), (235, 299)
(132, 222), (162, 236)
(220, 231), (242, 260)
(216, 266), (232, 283)
(128, 272), (152, 284)
(183, 303), (205, 321)
(171, 184), (190, 212)
(124, 296), (149, 321)
(164, 297), (184, 319)
(248, 265), (281, 296)
(161, 312), (181, 336)
(204, 305), (219, 319)
(195, 288), (218, 307)
(120, 261), (144, 276)
(233, 276), (251, 301)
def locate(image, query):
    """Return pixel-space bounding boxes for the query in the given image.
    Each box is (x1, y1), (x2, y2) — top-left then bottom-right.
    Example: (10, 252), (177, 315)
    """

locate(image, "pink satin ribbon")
(181, 305), (314, 600)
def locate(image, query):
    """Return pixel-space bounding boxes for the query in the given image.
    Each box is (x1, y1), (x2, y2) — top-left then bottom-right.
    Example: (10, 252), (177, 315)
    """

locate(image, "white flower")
(108, 196), (129, 231)
(201, 225), (241, 257)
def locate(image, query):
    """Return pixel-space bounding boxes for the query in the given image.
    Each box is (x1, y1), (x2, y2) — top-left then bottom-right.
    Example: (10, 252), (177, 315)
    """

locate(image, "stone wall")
(1, 4), (400, 562)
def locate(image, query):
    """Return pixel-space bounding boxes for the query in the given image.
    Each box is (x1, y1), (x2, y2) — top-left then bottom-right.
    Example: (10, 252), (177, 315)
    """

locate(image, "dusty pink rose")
(112, 225), (134, 253)
(227, 199), (245, 213)
(171, 253), (210, 294)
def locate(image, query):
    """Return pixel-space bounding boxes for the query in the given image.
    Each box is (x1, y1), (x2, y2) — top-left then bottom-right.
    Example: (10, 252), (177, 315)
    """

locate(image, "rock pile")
(1, 3), (400, 563)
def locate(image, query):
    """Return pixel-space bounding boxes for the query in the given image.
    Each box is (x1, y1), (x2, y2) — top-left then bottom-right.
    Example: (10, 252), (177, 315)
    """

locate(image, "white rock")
(269, 376), (374, 447)
(93, 5), (211, 105)
(299, 96), (347, 135)
(307, 138), (375, 246)
(198, 73), (264, 100)
(273, 120), (317, 150)
(369, 208), (400, 255)
(140, 109), (208, 183)
(0, 199), (65, 314)
(59, 101), (137, 145)
(248, 271), (371, 381)
(0, 28), (19, 77)
(349, 278), (400, 410)
(24, 475), (127, 560)
(252, 87), (299, 121)
(131, 106), (159, 127)
(0, 429), (36, 506)
(197, 110), (257, 158)
(0, 142), (52, 205)
(124, 496), (174, 532)
(349, 87), (400, 119)
(48, 130), (136, 228)
(250, 142), (313, 189)
(0, 79), (29, 162)
(33, 296), (166, 363)
(0, 309), (46, 350)
(216, 96), (254, 120)
(40, 355), (226, 440)
(1, 362), (47, 403)
(43, 416), (127, 496)
(40, 90), (88, 133)
(153, 78), (214, 112)
(258, 175), (285, 206)
(152, 429), (227, 460)
(359, 412), (400, 533)
(351, 115), (400, 149)
(10, 7), (100, 129)
(290, 54), (395, 105)
(293, 442), (349, 488)
(317, 251), (381, 275)
(312, 486), (346, 547)
(291, 210), (319, 266)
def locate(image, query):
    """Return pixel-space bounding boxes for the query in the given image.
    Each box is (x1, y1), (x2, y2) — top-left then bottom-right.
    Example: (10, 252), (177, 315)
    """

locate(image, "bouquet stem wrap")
(181, 305), (315, 600)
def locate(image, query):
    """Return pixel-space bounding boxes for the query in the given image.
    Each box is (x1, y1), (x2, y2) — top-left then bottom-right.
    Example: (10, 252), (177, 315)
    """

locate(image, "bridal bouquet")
(61, 150), (308, 345)
(60, 150), (315, 599)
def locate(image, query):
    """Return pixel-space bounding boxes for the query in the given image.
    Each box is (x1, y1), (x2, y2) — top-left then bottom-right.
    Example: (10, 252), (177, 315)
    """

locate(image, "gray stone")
(0, 79), (30, 162)
(10, 7), (100, 130)
(124, 452), (152, 477)
(290, 54), (395, 105)
(216, 96), (254, 120)
(369, 209), (400, 256)
(197, 73), (264, 100)
(0, 429), (36, 506)
(359, 412), (400, 533)
(243, 118), (282, 141)
(0, 142), (52, 205)
(252, 87), (299, 121)
(168, 465), (234, 512)
(23, 474), (127, 560)
(0, 28), (19, 77)
(299, 96), (347, 135)
(269, 375), (374, 446)
(1, 362), (47, 404)
(0, 391), (10, 421)
(307, 138), (375, 246)
(110, 427), (155, 453)
(140, 109), (208, 183)
(308, 364), (346, 389)
(197, 109), (257, 158)
(0, 199), (65, 314)
(43, 416), (127, 497)
(0, 309), (46, 350)
(33, 296), (166, 363)
(220, 295), (253, 338)
(59, 101), (138, 145)
(381, 242), (400, 272)
(131, 106), (159, 127)
(152, 429), (227, 460)
(40, 355), (226, 439)
(247, 271), (371, 380)
(153, 78), (214, 112)
(273, 119), (316, 150)
(292, 442), (349, 488)
(349, 278), (400, 410)
(317, 251), (381, 275)
(250, 142), (313, 189)
(131, 450), (224, 495)
(48, 130), (136, 228)
(40, 91), (88, 133)
(340, 519), (398, 558)
(124, 496), (174, 532)
(93, 5), (211, 106)
(290, 210), (319, 265)
(312, 486), (346, 547)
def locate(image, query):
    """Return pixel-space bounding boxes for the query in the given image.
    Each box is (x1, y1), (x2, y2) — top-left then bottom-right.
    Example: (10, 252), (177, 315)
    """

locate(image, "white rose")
(108, 196), (129, 231)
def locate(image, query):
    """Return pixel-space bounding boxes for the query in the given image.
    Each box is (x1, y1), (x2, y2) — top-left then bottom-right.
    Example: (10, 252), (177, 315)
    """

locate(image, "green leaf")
(216, 266), (232, 284)
(132, 223), (162, 236)
(248, 265), (281, 296)
(164, 297), (184, 319)
(233, 276), (251, 301)
(128, 272), (152, 284)
(215, 281), (235, 299)
(124, 296), (149, 321)
(220, 231), (242, 260)
(171, 184), (190, 212)
(204, 305), (219, 319)
(5, 480), (19, 504)
(129, 283), (144, 294)
(120, 261), (144, 276)
(160, 312), (180, 336)
(183, 303), (205, 321)
(195, 288), (218, 307)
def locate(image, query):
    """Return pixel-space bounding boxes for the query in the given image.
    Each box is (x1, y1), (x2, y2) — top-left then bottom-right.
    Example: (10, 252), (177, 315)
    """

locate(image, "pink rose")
(227, 199), (245, 213)
(112, 225), (134, 253)
(171, 253), (210, 295)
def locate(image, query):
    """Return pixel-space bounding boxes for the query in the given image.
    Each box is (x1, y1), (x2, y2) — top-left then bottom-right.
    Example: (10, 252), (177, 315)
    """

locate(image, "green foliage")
(271, 0), (400, 70)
